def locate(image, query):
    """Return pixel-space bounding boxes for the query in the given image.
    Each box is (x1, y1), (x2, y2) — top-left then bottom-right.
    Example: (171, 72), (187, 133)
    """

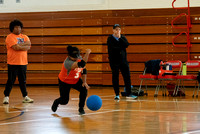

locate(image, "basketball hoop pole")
(171, 0), (191, 61)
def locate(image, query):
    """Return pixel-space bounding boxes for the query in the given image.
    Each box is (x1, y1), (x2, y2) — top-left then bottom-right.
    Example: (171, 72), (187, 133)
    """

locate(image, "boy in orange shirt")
(3, 19), (34, 104)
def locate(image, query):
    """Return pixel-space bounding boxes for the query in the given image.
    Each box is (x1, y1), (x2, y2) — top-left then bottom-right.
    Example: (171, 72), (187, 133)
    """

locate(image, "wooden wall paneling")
(27, 63), (103, 71)
(102, 25), (200, 35)
(22, 27), (101, 36)
(27, 63), (103, 72)
(0, 54), (6, 63)
(0, 36), (193, 45)
(0, 11), (109, 21)
(102, 73), (198, 86)
(102, 44), (185, 53)
(42, 19), (82, 27)
(1, 71), (197, 85)
(1, 25), (200, 38)
(102, 53), (189, 63)
(103, 44), (200, 54)
(103, 25), (169, 35)
(102, 63), (145, 72)
(102, 16), (200, 26)
(0, 72), (103, 85)
(0, 7), (199, 21)
(23, 27), (102, 36)
(1, 61), (199, 72)
(0, 7), (200, 86)
(190, 8), (200, 15)
(29, 36), (103, 44)
(102, 73), (147, 86)
(103, 35), (173, 44)
(50, 10), (113, 19)
(0, 18), (199, 33)
(102, 62), (200, 72)
(3, 53), (196, 63)
(28, 53), (103, 63)
(0, 12), (58, 20)
(117, 34), (200, 44)
(102, 17), (170, 26)
(42, 19), (103, 27)
(1, 62), (179, 72)
(27, 63), (62, 71)
(0, 45), (6, 53)
(192, 16), (200, 24)
(29, 45), (103, 54)
(130, 8), (200, 17)
(0, 19), (103, 28)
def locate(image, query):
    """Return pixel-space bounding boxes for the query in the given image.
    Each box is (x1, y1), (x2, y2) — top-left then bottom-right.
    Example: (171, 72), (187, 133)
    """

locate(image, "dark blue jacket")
(107, 35), (129, 65)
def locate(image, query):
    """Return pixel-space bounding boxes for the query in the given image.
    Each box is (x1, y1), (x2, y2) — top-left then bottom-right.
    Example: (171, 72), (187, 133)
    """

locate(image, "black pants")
(54, 78), (87, 108)
(109, 62), (132, 96)
(4, 64), (28, 97)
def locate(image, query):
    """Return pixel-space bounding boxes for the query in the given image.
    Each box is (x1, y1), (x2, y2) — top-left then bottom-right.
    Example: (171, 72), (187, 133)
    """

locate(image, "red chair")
(156, 60), (182, 97)
(138, 60), (162, 96)
(176, 60), (200, 97)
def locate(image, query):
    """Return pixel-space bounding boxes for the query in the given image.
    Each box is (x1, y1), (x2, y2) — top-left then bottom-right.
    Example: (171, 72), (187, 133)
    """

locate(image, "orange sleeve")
(5, 35), (16, 48)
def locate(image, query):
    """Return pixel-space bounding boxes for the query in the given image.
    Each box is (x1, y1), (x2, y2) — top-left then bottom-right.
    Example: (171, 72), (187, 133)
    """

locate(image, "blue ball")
(86, 95), (102, 111)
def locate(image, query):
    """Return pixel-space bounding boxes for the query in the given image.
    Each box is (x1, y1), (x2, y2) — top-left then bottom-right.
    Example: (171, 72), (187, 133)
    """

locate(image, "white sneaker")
(3, 97), (9, 104)
(126, 94), (138, 99)
(23, 96), (34, 103)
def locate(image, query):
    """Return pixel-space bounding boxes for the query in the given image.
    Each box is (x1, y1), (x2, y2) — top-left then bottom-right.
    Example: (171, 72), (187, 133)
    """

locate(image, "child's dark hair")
(9, 19), (23, 32)
(67, 45), (80, 58)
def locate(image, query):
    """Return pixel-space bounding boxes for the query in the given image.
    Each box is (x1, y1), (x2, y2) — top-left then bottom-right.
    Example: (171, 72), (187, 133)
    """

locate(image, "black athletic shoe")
(51, 100), (59, 112)
(79, 107), (85, 115)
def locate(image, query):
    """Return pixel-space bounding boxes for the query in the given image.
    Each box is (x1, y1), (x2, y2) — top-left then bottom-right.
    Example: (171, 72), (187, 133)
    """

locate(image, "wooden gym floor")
(0, 85), (200, 134)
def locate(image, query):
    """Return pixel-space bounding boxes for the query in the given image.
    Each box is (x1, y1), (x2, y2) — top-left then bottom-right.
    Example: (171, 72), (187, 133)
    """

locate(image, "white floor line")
(0, 117), (56, 126)
(4, 106), (200, 114)
(182, 130), (200, 134)
(0, 107), (200, 126)
(116, 109), (200, 114)
(126, 99), (200, 104)
(0, 107), (79, 113)
(0, 110), (116, 126)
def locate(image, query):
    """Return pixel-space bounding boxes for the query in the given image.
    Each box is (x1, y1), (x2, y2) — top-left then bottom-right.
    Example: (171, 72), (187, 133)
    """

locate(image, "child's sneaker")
(114, 95), (120, 100)
(3, 97), (9, 104)
(51, 100), (59, 112)
(126, 94), (138, 99)
(23, 96), (34, 103)
(79, 107), (85, 115)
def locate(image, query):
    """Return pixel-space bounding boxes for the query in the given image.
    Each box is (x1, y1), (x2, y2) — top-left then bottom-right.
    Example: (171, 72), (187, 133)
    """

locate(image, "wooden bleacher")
(0, 7), (200, 86)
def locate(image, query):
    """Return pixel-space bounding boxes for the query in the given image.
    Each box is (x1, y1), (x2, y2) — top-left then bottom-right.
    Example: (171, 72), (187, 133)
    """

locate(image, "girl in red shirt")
(51, 45), (91, 115)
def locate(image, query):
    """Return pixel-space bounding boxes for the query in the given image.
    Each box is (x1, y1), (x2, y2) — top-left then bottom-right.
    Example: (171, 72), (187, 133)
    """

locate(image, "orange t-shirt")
(6, 33), (30, 65)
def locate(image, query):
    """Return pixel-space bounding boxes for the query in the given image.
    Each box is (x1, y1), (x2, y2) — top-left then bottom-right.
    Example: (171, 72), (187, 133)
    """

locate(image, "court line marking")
(182, 130), (200, 134)
(4, 106), (200, 114)
(71, 95), (200, 104)
(126, 99), (200, 104)
(0, 106), (77, 113)
(0, 107), (24, 122)
(0, 110), (115, 126)
(1, 107), (200, 126)
(3, 107), (200, 114)
(0, 108), (199, 134)
(1, 98), (200, 114)
(72, 98), (200, 104)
